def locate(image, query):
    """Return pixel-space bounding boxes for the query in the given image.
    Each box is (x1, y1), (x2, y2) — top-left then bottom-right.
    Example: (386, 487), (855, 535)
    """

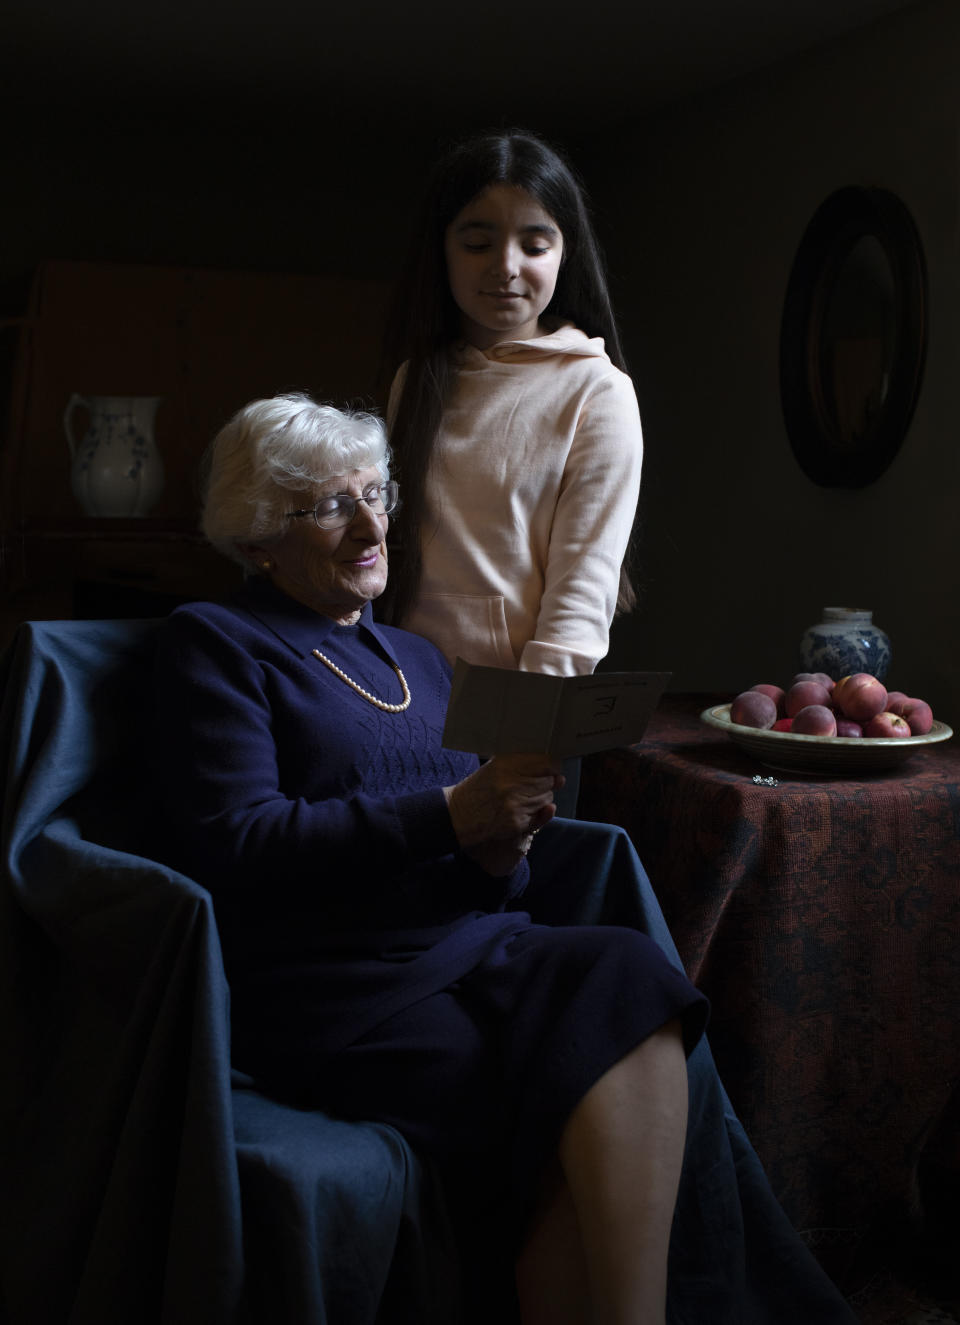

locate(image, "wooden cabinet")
(0, 259), (392, 642)
(0, 521), (245, 646)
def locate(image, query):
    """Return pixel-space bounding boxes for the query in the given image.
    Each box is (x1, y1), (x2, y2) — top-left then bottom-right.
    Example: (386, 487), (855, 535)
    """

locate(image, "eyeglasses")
(285, 480), (400, 531)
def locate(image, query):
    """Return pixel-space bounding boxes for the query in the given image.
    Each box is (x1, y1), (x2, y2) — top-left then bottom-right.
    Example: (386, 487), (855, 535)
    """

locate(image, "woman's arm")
(154, 606), (558, 893)
(154, 607), (462, 893)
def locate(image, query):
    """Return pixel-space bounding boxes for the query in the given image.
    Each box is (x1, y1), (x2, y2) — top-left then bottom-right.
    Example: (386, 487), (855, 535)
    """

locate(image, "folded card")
(442, 660), (671, 758)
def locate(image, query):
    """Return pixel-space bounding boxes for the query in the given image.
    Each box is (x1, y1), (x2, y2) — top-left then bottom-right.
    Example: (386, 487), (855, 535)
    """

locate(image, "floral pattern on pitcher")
(65, 394), (165, 517)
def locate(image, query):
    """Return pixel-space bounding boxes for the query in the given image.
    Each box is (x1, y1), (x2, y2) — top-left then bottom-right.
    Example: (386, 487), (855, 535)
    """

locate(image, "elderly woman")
(153, 394), (856, 1325)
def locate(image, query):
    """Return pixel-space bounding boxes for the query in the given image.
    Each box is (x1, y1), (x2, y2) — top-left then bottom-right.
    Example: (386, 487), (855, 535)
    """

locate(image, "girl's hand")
(444, 754), (563, 849)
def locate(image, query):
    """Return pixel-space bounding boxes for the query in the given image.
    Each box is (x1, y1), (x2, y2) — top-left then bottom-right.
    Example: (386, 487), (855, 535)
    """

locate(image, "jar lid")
(822, 606), (872, 622)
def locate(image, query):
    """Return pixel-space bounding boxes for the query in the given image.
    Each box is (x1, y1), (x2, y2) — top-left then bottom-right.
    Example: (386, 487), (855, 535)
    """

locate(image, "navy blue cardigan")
(154, 578), (534, 1056)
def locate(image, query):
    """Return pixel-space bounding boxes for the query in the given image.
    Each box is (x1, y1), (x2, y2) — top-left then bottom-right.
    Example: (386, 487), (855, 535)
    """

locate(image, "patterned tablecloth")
(579, 694), (960, 1299)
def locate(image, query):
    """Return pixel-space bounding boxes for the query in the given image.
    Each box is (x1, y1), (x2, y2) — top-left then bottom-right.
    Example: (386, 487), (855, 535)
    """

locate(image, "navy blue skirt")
(230, 822), (859, 1325)
(254, 917), (707, 1245)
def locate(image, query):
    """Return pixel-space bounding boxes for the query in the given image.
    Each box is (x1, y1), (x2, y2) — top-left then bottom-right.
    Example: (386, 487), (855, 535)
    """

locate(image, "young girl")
(380, 128), (643, 683)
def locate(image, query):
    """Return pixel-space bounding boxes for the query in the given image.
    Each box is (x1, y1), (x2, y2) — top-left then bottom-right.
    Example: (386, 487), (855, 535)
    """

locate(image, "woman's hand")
(464, 839), (529, 878)
(444, 754), (563, 850)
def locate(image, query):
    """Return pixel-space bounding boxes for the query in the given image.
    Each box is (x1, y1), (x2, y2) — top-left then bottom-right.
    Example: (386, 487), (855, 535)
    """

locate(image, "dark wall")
(3, 100), (424, 300)
(5, 1), (954, 725)
(589, 0), (958, 724)
(2, 95), (603, 302)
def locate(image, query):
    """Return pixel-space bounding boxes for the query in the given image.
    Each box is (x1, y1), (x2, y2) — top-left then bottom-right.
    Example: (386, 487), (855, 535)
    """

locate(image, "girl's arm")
(520, 369), (644, 676)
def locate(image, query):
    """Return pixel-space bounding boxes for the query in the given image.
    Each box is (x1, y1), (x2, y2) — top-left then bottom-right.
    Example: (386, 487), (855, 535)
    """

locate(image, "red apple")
(835, 719), (863, 738)
(792, 671), (835, 691)
(863, 712), (911, 739)
(900, 698), (933, 735)
(792, 705), (837, 736)
(785, 680), (832, 718)
(772, 718), (794, 732)
(885, 691), (910, 714)
(731, 690), (778, 730)
(748, 683), (786, 714)
(833, 673), (888, 724)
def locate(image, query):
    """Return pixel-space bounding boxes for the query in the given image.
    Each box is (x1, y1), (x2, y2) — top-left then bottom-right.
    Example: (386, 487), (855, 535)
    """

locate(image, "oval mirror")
(779, 187), (927, 488)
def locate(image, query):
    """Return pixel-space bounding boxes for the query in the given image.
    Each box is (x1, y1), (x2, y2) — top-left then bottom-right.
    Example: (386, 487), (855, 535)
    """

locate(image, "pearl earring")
(260, 559), (272, 571)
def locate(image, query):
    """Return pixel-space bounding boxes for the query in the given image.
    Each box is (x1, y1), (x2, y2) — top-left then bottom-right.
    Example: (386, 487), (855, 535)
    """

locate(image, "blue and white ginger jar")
(799, 607), (891, 682)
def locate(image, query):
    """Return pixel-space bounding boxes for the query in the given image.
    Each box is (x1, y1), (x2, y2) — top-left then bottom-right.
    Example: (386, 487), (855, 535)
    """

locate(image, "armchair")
(1, 619), (858, 1324)
(0, 619), (458, 1324)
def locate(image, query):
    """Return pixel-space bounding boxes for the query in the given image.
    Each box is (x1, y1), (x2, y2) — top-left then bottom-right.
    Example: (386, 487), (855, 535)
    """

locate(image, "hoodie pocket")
(406, 593), (518, 670)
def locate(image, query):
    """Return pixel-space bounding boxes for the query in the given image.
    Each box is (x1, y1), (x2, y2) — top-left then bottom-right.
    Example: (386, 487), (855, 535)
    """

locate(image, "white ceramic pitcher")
(64, 394), (165, 517)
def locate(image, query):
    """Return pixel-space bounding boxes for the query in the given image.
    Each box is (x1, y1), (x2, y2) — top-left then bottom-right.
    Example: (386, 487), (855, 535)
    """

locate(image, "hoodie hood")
(457, 322), (608, 366)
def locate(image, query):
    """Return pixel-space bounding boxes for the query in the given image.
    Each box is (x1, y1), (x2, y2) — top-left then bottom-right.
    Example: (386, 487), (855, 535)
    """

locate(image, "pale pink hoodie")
(390, 324), (643, 677)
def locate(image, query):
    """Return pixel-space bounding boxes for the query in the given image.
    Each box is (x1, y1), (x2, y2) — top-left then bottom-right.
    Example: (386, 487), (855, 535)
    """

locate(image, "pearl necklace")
(311, 648), (412, 713)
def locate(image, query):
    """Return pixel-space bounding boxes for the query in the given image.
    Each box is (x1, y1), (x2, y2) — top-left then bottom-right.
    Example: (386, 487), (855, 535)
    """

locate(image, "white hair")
(201, 393), (390, 566)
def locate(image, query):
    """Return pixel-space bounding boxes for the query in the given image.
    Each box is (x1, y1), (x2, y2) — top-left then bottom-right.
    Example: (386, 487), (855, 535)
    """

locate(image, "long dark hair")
(379, 128), (635, 627)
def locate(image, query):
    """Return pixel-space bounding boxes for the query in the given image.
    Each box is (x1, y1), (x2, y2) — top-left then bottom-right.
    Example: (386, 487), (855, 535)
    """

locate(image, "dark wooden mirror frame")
(779, 186), (927, 488)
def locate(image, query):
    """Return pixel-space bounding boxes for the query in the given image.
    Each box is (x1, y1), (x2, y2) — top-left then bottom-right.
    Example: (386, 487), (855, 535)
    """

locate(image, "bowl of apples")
(701, 672), (953, 774)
